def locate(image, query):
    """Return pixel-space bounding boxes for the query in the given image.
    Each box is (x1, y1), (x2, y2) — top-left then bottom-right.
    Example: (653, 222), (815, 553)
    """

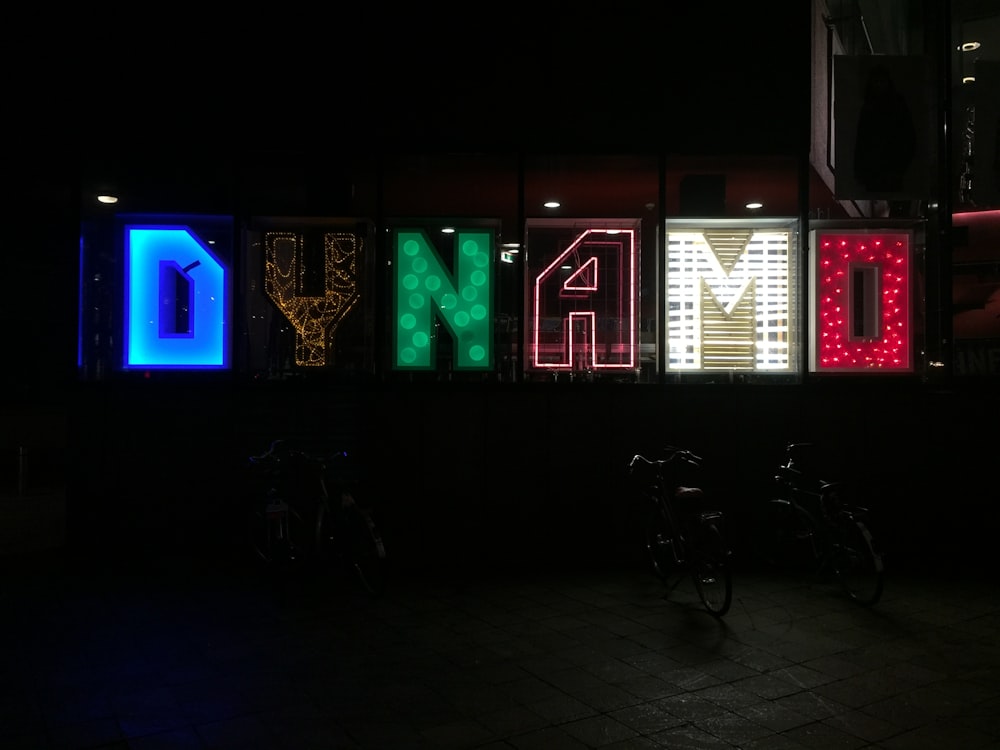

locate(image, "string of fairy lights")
(815, 232), (910, 369)
(264, 231), (361, 366)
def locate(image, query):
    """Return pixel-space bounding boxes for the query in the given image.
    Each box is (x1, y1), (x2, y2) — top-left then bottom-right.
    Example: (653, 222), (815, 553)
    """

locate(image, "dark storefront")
(3, 2), (999, 570)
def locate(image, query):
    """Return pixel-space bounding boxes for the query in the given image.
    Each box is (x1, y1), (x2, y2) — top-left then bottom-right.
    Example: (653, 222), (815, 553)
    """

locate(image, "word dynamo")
(103, 217), (913, 375)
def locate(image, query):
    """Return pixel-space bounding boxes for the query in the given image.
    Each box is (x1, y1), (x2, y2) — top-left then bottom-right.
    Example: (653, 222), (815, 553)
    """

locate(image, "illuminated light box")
(526, 222), (639, 372)
(393, 227), (495, 371)
(666, 219), (799, 372)
(242, 218), (375, 377)
(808, 228), (913, 372)
(124, 223), (230, 369)
(263, 229), (362, 367)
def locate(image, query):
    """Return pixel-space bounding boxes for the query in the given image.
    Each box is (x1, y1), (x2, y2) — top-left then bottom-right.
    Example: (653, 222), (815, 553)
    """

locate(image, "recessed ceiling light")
(441, 227), (455, 234)
(543, 201), (560, 209)
(97, 195), (118, 204)
(745, 201), (763, 210)
(959, 41), (981, 52)
(963, 76), (976, 84)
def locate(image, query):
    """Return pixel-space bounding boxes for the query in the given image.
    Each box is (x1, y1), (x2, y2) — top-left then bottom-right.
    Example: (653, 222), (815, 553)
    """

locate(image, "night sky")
(12, 6), (811, 162)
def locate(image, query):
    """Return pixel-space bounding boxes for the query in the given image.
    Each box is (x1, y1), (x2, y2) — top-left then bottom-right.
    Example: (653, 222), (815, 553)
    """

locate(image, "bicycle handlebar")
(248, 439), (353, 473)
(628, 446), (703, 474)
(776, 442), (850, 498)
(664, 445), (703, 466)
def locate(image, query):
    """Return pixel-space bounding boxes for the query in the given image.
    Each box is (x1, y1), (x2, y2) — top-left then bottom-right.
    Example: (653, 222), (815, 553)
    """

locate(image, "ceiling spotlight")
(745, 201), (763, 210)
(543, 201), (560, 209)
(97, 195), (118, 204)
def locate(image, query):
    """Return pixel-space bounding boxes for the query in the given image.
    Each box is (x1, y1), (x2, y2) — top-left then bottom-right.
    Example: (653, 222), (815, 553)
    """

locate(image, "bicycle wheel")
(349, 507), (386, 595)
(249, 500), (309, 567)
(317, 501), (386, 595)
(689, 517), (732, 617)
(830, 515), (884, 606)
(754, 499), (824, 574)
(644, 504), (677, 582)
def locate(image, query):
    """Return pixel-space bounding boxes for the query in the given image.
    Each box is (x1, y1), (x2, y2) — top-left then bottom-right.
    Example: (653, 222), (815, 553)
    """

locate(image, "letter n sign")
(808, 229), (913, 372)
(393, 228), (494, 370)
(124, 224), (230, 369)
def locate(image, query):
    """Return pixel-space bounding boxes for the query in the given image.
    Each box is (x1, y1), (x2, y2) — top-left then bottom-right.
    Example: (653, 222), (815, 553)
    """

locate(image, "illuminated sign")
(667, 225), (796, 371)
(264, 230), (361, 367)
(809, 229), (912, 371)
(393, 228), (494, 370)
(529, 227), (638, 371)
(124, 225), (229, 368)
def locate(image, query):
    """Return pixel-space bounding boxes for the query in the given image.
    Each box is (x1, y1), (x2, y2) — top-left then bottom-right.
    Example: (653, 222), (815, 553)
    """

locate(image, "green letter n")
(394, 228), (494, 370)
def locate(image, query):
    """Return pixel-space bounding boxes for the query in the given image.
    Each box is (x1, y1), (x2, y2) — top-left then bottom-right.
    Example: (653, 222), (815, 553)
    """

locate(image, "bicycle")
(627, 446), (733, 617)
(753, 442), (884, 606)
(246, 438), (386, 595)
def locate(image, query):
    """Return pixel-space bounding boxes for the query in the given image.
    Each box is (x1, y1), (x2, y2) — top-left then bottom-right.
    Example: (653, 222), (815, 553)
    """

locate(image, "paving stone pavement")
(2, 543), (999, 749)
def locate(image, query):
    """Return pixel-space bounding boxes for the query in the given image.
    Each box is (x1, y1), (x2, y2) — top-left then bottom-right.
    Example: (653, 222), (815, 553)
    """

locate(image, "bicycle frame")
(778, 462), (870, 535)
(644, 481), (703, 565)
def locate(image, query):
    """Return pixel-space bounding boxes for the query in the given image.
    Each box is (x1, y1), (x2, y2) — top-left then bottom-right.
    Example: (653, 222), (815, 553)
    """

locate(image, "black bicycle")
(754, 442), (884, 606)
(627, 446), (732, 617)
(246, 438), (386, 595)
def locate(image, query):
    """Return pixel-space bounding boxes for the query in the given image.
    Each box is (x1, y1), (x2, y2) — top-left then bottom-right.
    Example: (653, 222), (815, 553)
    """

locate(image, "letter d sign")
(125, 225), (229, 369)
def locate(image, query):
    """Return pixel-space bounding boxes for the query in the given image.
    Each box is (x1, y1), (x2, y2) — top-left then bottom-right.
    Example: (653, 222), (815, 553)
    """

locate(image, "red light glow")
(815, 231), (911, 371)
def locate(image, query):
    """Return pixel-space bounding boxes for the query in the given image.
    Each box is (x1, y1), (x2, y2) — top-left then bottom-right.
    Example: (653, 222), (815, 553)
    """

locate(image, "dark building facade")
(4, 1), (999, 569)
